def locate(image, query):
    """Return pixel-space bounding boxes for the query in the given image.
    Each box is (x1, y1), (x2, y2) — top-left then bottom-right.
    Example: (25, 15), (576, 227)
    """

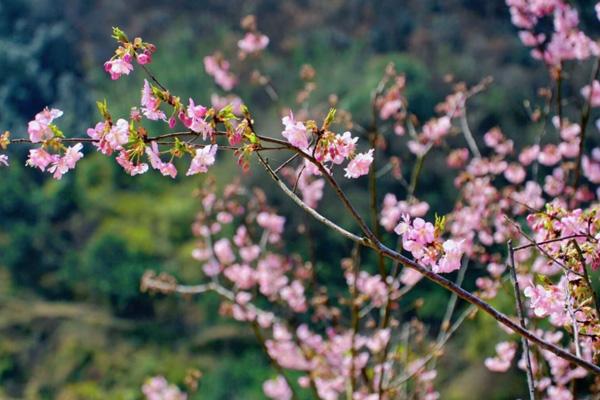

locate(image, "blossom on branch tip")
(28, 108), (63, 143)
(344, 149), (374, 179)
(238, 32), (269, 54)
(186, 144), (217, 175)
(104, 55), (133, 80)
(281, 113), (309, 150)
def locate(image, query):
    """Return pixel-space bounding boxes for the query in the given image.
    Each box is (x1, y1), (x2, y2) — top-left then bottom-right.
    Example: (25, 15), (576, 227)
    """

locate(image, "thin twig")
(508, 241), (536, 400)
(256, 152), (366, 245)
(570, 240), (600, 319)
(459, 110), (481, 158)
(512, 234), (591, 251)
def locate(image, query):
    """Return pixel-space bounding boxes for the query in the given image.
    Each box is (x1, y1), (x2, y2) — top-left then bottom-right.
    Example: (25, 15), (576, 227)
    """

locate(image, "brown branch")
(254, 146), (600, 374)
(254, 140), (600, 376)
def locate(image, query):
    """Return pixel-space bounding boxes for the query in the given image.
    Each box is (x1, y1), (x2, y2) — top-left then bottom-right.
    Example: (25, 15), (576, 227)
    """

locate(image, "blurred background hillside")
(1, 0), (599, 399)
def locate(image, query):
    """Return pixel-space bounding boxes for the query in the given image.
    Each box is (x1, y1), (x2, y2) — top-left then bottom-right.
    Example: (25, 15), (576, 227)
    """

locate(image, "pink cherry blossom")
(27, 108), (63, 143)
(400, 268), (423, 286)
(136, 51), (152, 65)
(87, 121), (115, 155)
(142, 376), (187, 400)
(238, 32), (269, 54)
(0, 154), (8, 167)
(281, 113), (309, 150)
(446, 148), (469, 168)
(553, 117), (580, 141)
(280, 280), (307, 312)
(344, 149), (373, 179)
(582, 155), (600, 183)
(186, 144), (217, 175)
(33, 107), (64, 125)
(379, 99), (402, 120)
(484, 341), (517, 372)
(104, 55), (133, 80)
(202, 260), (221, 277)
(581, 80), (600, 107)
(47, 143), (84, 179)
(559, 138), (579, 158)
(224, 263), (256, 289)
(352, 271), (388, 306)
(180, 98), (212, 138)
(140, 79), (166, 121)
(257, 212), (285, 235)
(518, 144), (539, 166)
(433, 240), (464, 273)
(328, 132), (358, 164)
(395, 216), (435, 252)
(239, 245), (260, 262)
(146, 142), (177, 178)
(504, 163), (526, 184)
(407, 140), (429, 157)
(263, 375), (292, 400)
(547, 386), (573, 400)
(213, 238), (236, 265)
(106, 118), (130, 150)
(366, 329), (391, 353)
(538, 144), (561, 166)
(116, 150), (148, 176)
(523, 281), (569, 326)
(297, 175), (324, 209)
(203, 54), (237, 90)
(422, 116), (451, 142)
(26, 148), (56, 171)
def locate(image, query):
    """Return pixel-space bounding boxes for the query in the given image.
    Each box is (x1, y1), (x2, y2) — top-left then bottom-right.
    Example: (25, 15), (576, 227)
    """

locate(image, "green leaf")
(111, 27), (129, 43)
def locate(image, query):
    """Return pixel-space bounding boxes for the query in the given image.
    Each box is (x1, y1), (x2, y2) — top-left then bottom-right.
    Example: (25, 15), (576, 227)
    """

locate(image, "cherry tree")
(3, 2), (600, 399)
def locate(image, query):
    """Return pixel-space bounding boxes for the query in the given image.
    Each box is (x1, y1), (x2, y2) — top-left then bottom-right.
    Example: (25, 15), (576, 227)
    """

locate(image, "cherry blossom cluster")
(203, 53), (237, 91)
(142, 376), (187, 400)
(277, 111), (374, 179)
(508, 0), (600, 66)
(238, 14), (269, 58)
(24, 108), (84, 179)
(202, 15), (269, 90)
(393, 216), (465, 274)
(376, 64), (408, 136)
(148, 181), (443, 400)
(104, 27), (156, 80)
